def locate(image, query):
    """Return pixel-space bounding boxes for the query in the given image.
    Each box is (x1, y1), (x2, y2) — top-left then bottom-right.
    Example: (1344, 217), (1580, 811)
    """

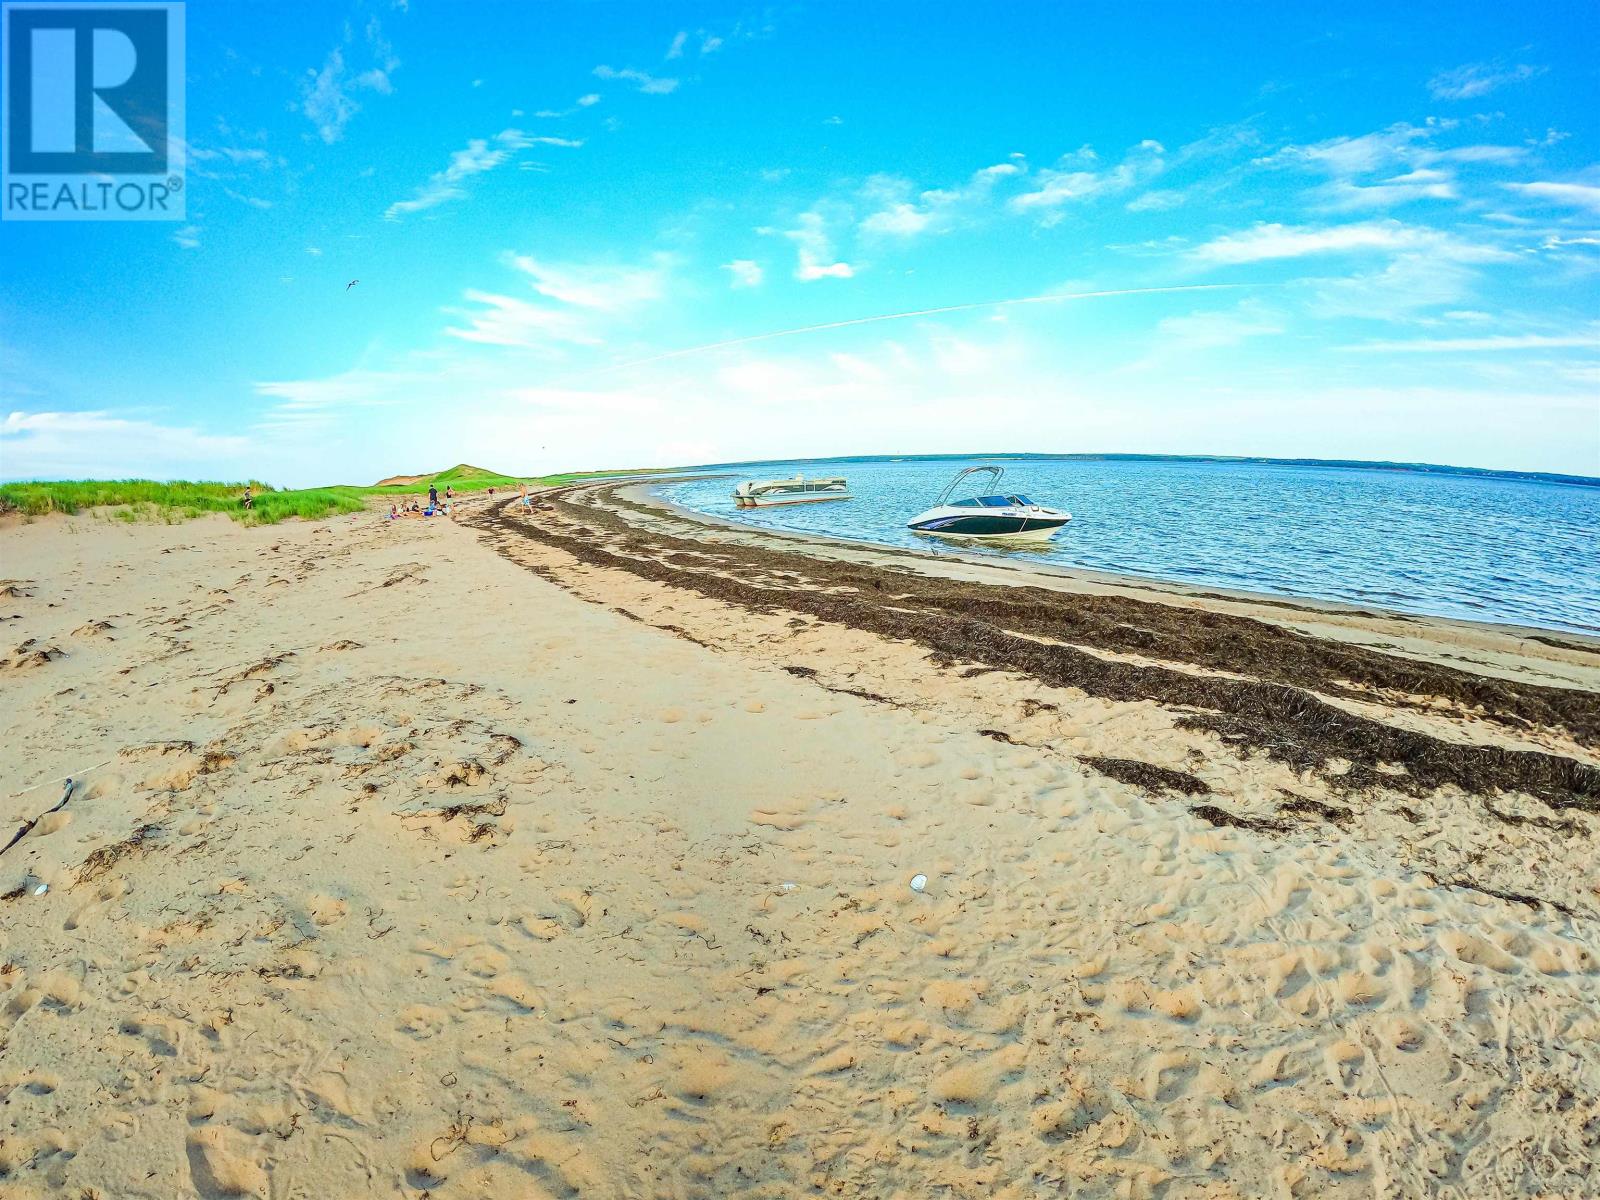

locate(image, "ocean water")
(655, 457), (1600, 635)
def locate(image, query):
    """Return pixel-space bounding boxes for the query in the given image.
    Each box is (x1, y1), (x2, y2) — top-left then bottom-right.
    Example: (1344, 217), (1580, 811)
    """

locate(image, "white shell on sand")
(909, 873), (927, 893)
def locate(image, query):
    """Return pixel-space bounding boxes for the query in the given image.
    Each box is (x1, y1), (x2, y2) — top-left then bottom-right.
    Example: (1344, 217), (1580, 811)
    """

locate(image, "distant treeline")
(685, 452), (1600, 489)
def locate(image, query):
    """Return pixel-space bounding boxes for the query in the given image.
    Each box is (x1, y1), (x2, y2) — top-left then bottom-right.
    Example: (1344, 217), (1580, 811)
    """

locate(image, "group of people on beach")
(389, 482), (454, 521)
(385, 481), (533, 522)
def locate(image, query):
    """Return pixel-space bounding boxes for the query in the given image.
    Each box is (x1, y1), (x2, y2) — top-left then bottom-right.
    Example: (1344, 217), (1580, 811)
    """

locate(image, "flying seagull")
(346, 279), (359, 291)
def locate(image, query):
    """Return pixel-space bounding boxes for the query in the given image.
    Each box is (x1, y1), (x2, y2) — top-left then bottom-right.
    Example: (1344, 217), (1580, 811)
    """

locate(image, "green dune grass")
(0, 479), (367, 525)
(0, 464), (680, 526)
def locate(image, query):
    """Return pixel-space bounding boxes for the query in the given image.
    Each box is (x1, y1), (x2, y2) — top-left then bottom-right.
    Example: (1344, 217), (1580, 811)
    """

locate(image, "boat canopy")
(935, 464), (1006, 506)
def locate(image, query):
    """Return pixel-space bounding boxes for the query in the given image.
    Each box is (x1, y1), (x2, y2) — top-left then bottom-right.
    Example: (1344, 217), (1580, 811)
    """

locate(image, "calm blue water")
(656, 458), (1600, 635)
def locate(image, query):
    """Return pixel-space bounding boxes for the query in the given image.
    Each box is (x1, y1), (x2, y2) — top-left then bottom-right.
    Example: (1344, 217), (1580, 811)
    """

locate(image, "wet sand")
(0, 487), (1596, 1198)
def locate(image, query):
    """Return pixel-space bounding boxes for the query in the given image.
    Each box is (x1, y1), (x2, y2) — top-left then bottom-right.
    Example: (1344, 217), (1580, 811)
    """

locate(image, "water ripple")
(659, 458), (1600, 635)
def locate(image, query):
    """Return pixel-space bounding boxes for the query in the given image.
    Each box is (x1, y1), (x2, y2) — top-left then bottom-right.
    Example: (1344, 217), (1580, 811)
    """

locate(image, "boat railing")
(935, 465), (1004, 506)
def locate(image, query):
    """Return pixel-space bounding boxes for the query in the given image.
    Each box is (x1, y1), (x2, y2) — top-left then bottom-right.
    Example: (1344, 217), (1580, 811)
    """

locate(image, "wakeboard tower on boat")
(732, 474), (852, 507)
(906, 465), (1071, 540)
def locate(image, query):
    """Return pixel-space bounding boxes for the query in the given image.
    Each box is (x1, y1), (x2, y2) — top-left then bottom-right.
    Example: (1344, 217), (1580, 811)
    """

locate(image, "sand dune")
(0, 492), (1596, 1198)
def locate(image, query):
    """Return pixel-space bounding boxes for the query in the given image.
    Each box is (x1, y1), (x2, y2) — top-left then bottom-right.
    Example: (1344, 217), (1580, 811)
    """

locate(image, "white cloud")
(785, 211), (854, 281)
(593, 65), (678, 95)
(1503, 181), (1600, 213)
(666, 31), (687, 59)
(306, 246), (323, 257)
(1318, 168), (1458, 211)
(188, 146), (271, 165)
(859, 161), (1022, 239)
(443, 291), (601, 349)
(1261, 122), (1438, 177)
(171, 225), (201, 249)
(504, 254), (667, 310)
(438, 252), (671, 353)
(1307, 255), (1479, 320)
(1189, 220), (1514, 265)
(1126, 189), (1187, 212)
(1154, 306), (1284, 352)
(724, 259), (764, 288)
(222, 186), (272, 210)
(1, 410), (249, 480)
(1010, 141), (1163, 224)
(385, 129), (578, 219)
(577, 93), (601, 107)
(1346, 332), (1600, 353)
(1428, 62), (1545, 101)
(299, 20), (400, 144)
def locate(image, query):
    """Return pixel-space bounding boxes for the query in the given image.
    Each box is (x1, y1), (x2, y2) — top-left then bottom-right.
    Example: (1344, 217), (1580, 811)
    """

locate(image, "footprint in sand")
(1144, 1051), (1200, 1103)
(397, 1004), (450, 1039)
(186, 1125), (268, 1199)
(307, 894), (348, 926)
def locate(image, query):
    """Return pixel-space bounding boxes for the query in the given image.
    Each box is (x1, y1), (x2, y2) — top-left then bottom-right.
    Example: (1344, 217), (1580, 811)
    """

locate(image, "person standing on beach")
(519, 482), (530, 509)
(242, 485), (253, 510)
(428, 483), (439, 510)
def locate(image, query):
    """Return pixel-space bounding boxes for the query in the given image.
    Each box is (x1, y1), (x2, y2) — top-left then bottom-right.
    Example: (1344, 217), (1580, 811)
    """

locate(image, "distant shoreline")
(680, 451), (1600, 490)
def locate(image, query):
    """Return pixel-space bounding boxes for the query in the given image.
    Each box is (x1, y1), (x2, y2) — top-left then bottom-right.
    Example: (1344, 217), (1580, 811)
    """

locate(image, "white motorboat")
(733, 474), (852, 508)
(906, 465), (1071, 540)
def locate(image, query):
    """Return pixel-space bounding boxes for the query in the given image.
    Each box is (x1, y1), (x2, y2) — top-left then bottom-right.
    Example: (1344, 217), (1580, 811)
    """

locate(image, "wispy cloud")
(1428, 62), (1545, 101)
(444, 291), (601, 348)
(1189, 220), (1514, 265)
(785, 211), (854, 280)
(1, 409), (249, 478)
(723, 259), (764, 288)
(299, 18), (400, 144)
(505, 254), (668, 310)
(189, 146), (271, 165)
(593, 65), (678, 95)
(385, 129), (579, 219)
(1347, 332), (1600, 353)
(1503, 181), (1600, 213)
(171, 225), (201, 249)
(1009, 141), (1164, 224)
(442, 253), (670, 350)
(859, 160), (1023, 239)
(1318, 168), (1458, 211)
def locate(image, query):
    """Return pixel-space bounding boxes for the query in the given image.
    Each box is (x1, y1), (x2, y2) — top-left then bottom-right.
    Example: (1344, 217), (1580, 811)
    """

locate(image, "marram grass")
(0, 466), (670, 526)
(0, 479), (364, 526)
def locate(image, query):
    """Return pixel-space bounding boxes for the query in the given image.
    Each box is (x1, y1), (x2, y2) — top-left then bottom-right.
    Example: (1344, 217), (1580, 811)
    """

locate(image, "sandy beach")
(1, 484), (1596, 1199)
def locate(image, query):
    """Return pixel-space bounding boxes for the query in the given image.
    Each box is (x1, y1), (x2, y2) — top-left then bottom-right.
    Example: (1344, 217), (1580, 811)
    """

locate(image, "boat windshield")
(1011, 494), (1032, 505)
(949, 494), (1018, 508)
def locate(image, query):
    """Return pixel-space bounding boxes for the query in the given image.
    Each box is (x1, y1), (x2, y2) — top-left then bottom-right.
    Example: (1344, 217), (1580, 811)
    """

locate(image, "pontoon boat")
(733, 475), (852, 507)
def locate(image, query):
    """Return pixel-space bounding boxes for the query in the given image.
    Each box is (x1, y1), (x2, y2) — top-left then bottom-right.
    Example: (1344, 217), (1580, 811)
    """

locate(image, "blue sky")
(2, 0), (1598, 485)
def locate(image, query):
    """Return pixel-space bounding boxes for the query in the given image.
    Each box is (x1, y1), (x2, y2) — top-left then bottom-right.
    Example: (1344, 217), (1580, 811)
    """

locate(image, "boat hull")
(735, 492), (854, 508)
(907, 509), (1071, 540)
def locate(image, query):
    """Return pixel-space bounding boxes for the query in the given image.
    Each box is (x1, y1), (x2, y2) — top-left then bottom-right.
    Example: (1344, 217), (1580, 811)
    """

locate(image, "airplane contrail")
(576, 282), (1255, 380)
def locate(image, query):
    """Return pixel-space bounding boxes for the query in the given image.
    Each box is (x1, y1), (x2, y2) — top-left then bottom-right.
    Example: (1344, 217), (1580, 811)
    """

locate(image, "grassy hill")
(370, 464), (527, 491)
(0, 464), (678, 526)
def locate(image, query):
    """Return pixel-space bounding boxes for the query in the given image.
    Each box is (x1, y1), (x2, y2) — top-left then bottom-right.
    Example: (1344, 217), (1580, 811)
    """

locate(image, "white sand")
(0, 503), (1596, 1198)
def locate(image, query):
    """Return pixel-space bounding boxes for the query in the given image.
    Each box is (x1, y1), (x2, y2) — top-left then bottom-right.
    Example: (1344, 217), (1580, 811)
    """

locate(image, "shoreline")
(632, 479), (1600, 688)
(641, 478), (1600, 649)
